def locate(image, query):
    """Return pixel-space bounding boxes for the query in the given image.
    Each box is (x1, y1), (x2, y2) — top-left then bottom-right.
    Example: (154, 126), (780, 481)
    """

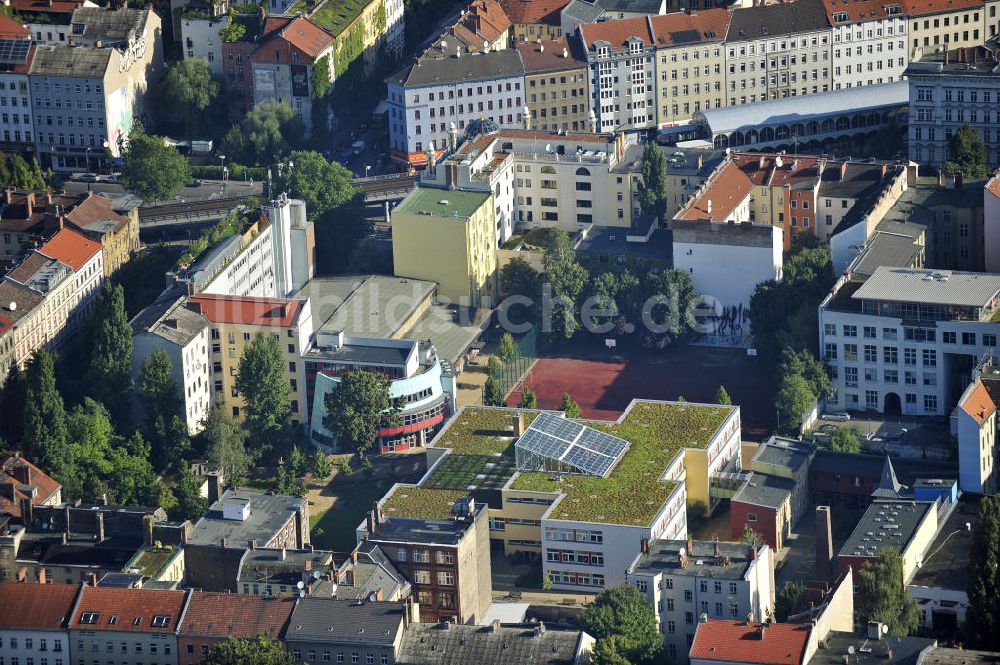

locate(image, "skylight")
(514, 412), (630, 478)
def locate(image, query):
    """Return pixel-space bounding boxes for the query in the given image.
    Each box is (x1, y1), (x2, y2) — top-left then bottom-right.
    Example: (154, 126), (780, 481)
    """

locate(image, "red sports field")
(506, 346), (777, 440)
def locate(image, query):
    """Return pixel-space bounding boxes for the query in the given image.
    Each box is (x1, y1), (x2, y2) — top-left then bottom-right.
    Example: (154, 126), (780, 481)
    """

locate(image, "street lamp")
(365, 164), (372, 178)
(219, 154), (227, 192)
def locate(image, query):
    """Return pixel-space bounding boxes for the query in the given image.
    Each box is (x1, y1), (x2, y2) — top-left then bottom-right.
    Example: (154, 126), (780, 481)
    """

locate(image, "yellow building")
(65, 192), (141, 278)
(517, 37), (592, 133)
(904, 0), (987, 59)
(187, 294), (314, 428)
(392, 186), (498, 308)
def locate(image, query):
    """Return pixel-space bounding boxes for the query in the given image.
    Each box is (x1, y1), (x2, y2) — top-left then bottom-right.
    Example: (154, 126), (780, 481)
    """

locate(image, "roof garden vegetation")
(431, 407), (539, 455)
(510, 401), (733, 526)
(424, 453), (517, 491)
(131, 547), (175, 577)
(381, 487), (471, 520)
(310, 0), (367, 38)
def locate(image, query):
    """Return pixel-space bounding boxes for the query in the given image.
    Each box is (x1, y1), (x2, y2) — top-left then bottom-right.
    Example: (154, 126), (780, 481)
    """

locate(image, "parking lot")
(809, 414), (953, 460)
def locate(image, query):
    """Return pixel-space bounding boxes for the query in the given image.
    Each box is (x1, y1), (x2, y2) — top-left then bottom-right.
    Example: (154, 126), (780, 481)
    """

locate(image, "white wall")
(132, 327), (211, 434)
(201, 225), (276, 298)
(179, 19), (225, 76)
(831, 18), (908, 91)
(0, 628), (70, 664)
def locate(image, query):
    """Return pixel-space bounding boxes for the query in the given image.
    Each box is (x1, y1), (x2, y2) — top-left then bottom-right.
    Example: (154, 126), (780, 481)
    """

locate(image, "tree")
(577, 585), (663, 665)
(276, 151), (368, 274)
(545, 259), (588, 340)
(203, 634), (296, 665)
(500, 256), (541, 301)
(856, 549), (920, 636)
(944, 125), (988, 178)
(202, 405), (252, 489)
(486, 356), (502, 381)
(775, 580), (805, 622)
(781, 349), (831, 402)
(236, 333), (292, 461)
(538, 227), (576, 270)
(966, 495), (1000, 649)
(120, 123), (191, 202)
(160, 59), (221, 138)
(714, 385), (733, 405)
(561, 393), (582, 419)
(1, 361), (26, 445)
(519, 388), (538, 409)
(637, 142), (668, 219)
(741, 524), (763, 546)
(483, 376), (506, 406)
(139, 349), (189, 471)
(498, 332), (519, 363)
(776, 373), (815, 436)
(312, 448), (332, 480)
(828, 426), (862, 453)
(219, 8), (246, 42)
(87, 283), (133, 420)
(322, 369), (398, 457)
(222, 101), (304, 165)
(171, 461), (209, 522)
(288, 445), (306, 479)
(22, 349), (67, 474)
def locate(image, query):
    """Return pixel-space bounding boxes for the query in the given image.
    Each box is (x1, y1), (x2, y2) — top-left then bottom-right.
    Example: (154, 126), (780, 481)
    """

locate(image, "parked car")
(823, 412), (851, 421)
(103, 172), (121, 184)
(76, 173), (99, 182)
(351, 139), (366, 156)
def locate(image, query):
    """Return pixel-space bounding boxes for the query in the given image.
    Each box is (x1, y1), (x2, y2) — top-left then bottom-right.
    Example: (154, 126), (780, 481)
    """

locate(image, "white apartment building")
(827, 0), (909, 90)
(987, 175), (1000, 273)
(178, 5), (230, 76)
(267, 195), (315, 297)
(0, 34), (35, 153)
(132, 295), (212, 434)
(906, 45), (1000, 169)
(195, 220), (276, 299)
(952, 375), (997, 495)
(820, 266), (1000, 417)
(578, 17), (658, 132)
(421, 128), (639, 239)
(626, 539), (775, 664)
(36, 226), (104, 333)
(0, 582), (76, 665)
(387, 49), (525, 169)
(725, 0), (832, 105)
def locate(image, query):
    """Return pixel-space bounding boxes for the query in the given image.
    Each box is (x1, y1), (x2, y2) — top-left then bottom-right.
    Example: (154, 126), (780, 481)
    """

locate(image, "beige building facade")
(652, 10), (731, 125)
(517, 37), (592, 133)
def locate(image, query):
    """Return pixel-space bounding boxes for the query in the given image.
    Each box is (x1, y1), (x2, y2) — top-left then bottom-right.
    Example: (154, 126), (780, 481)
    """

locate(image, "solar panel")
(532, 412), (583, 443)
(0, 39), (30, 66)
(577, 427), (629, 459)
(516, 413), (631, 478)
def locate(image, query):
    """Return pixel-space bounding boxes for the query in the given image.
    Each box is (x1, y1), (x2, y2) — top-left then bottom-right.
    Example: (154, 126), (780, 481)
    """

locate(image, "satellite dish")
(679, 547), (686, 557)
(848, 646), (856, 655)
(297, 581), (305, 589)
(882, 625), (889, 635)
(298, 590), (306, 598)
(313, 571), (321, 580)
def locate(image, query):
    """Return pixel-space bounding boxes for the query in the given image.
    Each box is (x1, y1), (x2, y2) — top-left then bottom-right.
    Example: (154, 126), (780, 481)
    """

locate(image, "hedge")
(190, 164), (268, 180)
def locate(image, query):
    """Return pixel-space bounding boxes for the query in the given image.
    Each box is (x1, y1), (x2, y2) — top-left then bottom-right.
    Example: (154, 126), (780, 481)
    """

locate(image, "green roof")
(431, 407), (540, 455)
(309, 0), (367, 37)
(510, 401), (733, 525)
(381, 487), (471, 520)
(130, 548), (175, 578)
(424, 453), (517, 492)
(394, 186), (491, 220)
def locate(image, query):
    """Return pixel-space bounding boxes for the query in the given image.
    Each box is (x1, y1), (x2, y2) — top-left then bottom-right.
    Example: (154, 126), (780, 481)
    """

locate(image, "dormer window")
(151, 615), (171, 628)
(833, 12), (849, 22)
(628, 38), (642, 53)
(109, 616), (118, 625)
(133, 617), (142, 626)
(80, 612), (100, 624)
(885, 4), (900, 13)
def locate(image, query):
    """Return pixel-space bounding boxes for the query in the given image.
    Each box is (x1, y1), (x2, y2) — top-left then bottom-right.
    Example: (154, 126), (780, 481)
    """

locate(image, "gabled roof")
(500, 0), (570, 25)
(0, 14), (30, 39)
(898, 0), (983, 17)
(64, 192), (130, 236)
(38, 227), (102, 271)
(285, 597), (405, 645)
(68, 587), (188, 633)
(398, 622), (588, 665)
(727, 0), (830, 41)
(256, 15), (333, 62)
(650, 9), (731, 46)
(690, 620), (810, 665)
(0, 582), (81, 629)
(1, 455), (62, 519)
(987, 172), (1000, 199)
(516, 36), (587, 73)
(578, 15), (654, 49)
(8, 0), (85, 14)
(822, 0), (905, 24)
(178, 592), (295, 640)
(673, 160), (754, 222)
(959, 380), (996, 426)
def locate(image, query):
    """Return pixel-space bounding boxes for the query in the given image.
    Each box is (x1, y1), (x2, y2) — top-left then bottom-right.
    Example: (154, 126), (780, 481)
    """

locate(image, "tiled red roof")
(68, 587), (188, 633)
(8, 0), (85, 13)
(516, 36), (588, 72)
(731, 153), (822, 187)
(1, 455), (61, 518)
(0, 13), (30, 38)
(65, 192), (129, 233)
(256, 15), (333, 62)
(179, 592), (295, 639)
(961, 380), (996, 426)
(500, 0), (569, 24)
(38, 227), (102, 271)
(188, 294), (306, 328)
(6, 251), (51, 283)
(0, 582), (81, 629)
(898, 0), (983, 16)
(987, 173), (1000, 198)
(690, 621), (810, 665)
(579, 15), (654, 49)
(821, 0), (907, 23)
(650, 9), (731, 45)
(675, 161), (755, 222)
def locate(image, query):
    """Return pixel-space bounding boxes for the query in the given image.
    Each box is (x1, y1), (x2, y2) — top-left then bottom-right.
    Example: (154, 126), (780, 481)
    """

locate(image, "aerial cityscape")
(0, 0), (998, 662)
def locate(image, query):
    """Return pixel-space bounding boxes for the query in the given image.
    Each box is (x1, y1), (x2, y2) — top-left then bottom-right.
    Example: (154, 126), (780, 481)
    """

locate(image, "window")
(883, 347), (898, 364)
(986, 334), (998, 347)
(922, 349), (937, 367)
(904, 348), (917, 366)
(746, 513), (757, 521)
(963, 332), (977, 346)
(844, 344), (858, 361)
(824, 323), (836, 336)
(843, 325), (857, 337)
(864, 345), (877, 363)
(924, 394), (938, 412)
(943, 331), (957, 344)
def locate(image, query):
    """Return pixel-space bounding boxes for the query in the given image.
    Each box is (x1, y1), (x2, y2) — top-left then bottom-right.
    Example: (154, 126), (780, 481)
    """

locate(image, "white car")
(823, 412), (851, 422)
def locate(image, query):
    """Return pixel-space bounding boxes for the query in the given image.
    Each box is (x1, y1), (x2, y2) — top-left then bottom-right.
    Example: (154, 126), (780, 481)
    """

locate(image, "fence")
(483, 329), (538, 405)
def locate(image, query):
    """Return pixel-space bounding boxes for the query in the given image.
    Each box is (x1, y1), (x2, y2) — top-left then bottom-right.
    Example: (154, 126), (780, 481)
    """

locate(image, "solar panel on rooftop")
(0, 39), (29, 66)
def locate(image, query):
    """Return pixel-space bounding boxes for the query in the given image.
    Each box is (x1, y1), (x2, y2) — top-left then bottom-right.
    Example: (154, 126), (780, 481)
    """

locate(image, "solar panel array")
(516, 412), (630, 477)
(0, 39), (30, 66)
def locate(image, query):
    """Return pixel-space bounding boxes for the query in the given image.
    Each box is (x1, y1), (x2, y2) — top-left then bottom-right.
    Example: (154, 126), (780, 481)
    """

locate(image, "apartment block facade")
(651, 10), (730, 125)
(578, 17), (658, 132)
(824, 0), (909, 90)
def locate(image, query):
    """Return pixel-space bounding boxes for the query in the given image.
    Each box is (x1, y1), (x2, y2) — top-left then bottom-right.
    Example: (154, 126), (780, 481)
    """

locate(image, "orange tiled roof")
(8, 0), (84, 13)
(650, 9), (732, 45)
(961, 380), (996, 425)
(500, 0), (570, 24)
(1, 455), (62, 519)
(821, 0), (906, 23)
(690, 621), (810, 665)
(898, 0), (983, 16)
(0, 582), (80, 629)
(579, 15), (654, 48)
(69, 587), (188, 633)
(256, 15), (332, 62)
(38, 227), (102, 271)
(0, 13), (29, 38)
(731, 152), (822, 187)
(986, 173), (1000, 198)
(65, 192), (129, 233)
(675, 161), (755, 222)
(179, 592), (295, 639)
(188, 294), (306, 328)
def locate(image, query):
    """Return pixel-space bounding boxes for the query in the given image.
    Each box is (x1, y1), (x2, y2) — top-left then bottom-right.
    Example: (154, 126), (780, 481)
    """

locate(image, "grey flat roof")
(727, 0), (829, 40)
(188, 490), (305, 547)
(811, 632), (934, 665)
(852, 267), (1000, 308)
(403, 305), (488, 367)
(696, 81), (908, 135)
(852, 223), (925, 278)
(369, 514), (476, 547)
(303, 341), (413, 367)
(731, 472), (794, 509)
(398, 622), (585, 665)
(286, 597), (404, 646)
(576, 227), (672, 261)
(629, 539), (756, 579)
(753, 437), (814, 473)
(130, 294), (208, 347)
(30, 45), (112, 78)
(70, 7), (147, 42)
(237, 548), (334, 586)
(909, 498), (978, 591)
(295, 275), (438, 339)
(394, 49), (524, 87)
(838, 499), (934, 561)
(920, 648), (1000, 665)
(561, 0), (604, 24)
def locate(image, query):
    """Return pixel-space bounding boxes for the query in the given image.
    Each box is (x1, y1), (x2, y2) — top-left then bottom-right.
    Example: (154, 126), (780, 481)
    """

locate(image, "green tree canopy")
(171, 461), (209, 522)
(202, 405), (253, 489)
(561, 393), (582, 419)
(276, 150), (369, 274)
(498, 332), (519, 363)
(221, 101), (305, 165)
(311, 54), (331, 99)
(775, 580), (805, 622)
(714, 385), (733, 405)
(637, 142), (668, 219)
(203, 634), (296, 665)
(500, 256), (541, 305)
(236, 333), (292, 461)
(87, 283), (133, 420)
(0, 153), (48, 189)
(160, 59), (222, 138)
(219, 8), (247, 42)
(121, 123), (191, 202)
(519, 387), (538, 409)
(545, 259), (588, 340)
(139, 349), (188, 471)
(22, 349), (67, 474)
(577, 585), (663, 665)
(944, 125), (988, 178)
(966, 495), (1000, 649)
(483, 376), (506, 406)
(322, 369), (399, 457)
(828, 426), (861, 453)
(776, 373), (815, 436)
(856, 549), (920, 636)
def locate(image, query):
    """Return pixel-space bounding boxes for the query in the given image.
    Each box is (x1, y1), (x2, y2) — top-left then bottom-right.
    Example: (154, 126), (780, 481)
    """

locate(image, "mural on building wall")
(290, 64), (309, 97)
(108, 85), (133, 156)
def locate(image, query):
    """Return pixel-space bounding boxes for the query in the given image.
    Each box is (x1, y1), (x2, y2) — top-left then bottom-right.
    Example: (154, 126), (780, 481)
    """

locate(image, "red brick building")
(177, 593), (295, 665)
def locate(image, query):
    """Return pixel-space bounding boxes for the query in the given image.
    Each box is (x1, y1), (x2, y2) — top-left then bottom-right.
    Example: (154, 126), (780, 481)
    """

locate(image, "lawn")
(309, 0), (366, 37)
(309, 476), (396, 551)
(381, 487), (471, 520)
(432, 407), (541, 455)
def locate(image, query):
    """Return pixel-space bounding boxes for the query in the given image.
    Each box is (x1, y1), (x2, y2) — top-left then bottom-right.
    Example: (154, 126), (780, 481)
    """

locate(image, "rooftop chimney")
(491, 619), (502, 633)
(10, 461), (31, 485)
(248, 539), (256, 550)
(37, 567), (46, 584)
(512, 412), (526, 437)
(816, 506), (834, 580)
(89, 572), (98, 587)
(96, 512), (105, 543)
(143, 514), (154, 547)
(640, 538), (651, 555)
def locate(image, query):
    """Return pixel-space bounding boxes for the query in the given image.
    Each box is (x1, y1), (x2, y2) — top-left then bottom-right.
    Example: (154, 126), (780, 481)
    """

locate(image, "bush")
(336, 457), (352, 477)
(190, 164), (268, 181)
